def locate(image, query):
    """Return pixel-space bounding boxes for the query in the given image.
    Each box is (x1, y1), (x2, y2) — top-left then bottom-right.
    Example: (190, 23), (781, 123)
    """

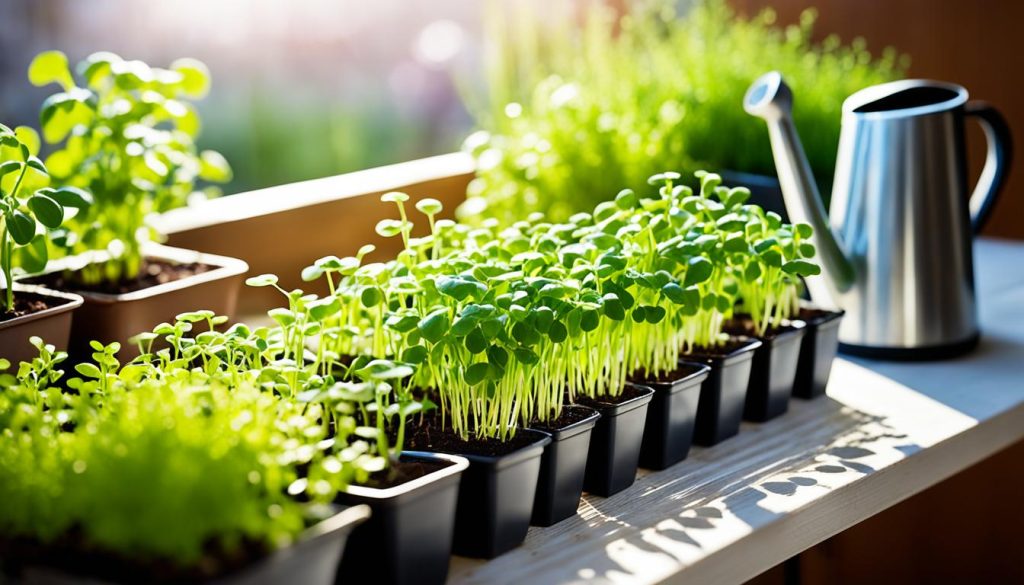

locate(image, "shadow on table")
(527, 397), (923, 584)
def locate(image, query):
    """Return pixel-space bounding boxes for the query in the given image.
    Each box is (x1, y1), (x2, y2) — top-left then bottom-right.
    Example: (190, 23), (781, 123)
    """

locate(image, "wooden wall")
(730, 0), (1024, 240)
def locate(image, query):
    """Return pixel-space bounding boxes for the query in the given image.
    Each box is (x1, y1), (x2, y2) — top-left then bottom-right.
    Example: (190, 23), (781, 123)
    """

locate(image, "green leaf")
(795, 223), (814, 239)
(683, 257), (714, 287)
(15, 128), (40, 158)
(661, 282), (686, 304)
(602, 294), (625, 320)
(74, 362), (102, 379)
(19, 235), (48, 273)
(614, 188), (637, 210)
(548, 320), (568, 343)
(245, 274), (279, 287)
(644, 305), (666, 324)
(464, 362), (489, 385)
(307, 297), (341, 321)
(380, 191), (409, 203)
(761, 249), (783, 268)
(360, 286), (383, 307)
(782, 260), (821, 277)
(415, 198), (443, 215)
(375, 219), (404, 238)
(49, 186), (92, 209)
(7, 211), (36, 245)
(487, 345), (509, 369)
(437, 276), (485, 301)
(417, 310), (450, 343)
(465, 328), (488, 353)
(0, 161), (20, 179)
(744, 261), (762, 281)
(28, 194), (64, 228)
(28, 51), (74, 89)
(171, 58), (211, 97)
(580, 309), (600, 332)
(401, 345), (428, 364)
(198, 150), (232, 183)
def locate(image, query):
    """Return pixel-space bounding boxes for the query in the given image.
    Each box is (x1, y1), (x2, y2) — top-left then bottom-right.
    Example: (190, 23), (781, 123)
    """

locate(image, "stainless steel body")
(745, 73), (1011, 359)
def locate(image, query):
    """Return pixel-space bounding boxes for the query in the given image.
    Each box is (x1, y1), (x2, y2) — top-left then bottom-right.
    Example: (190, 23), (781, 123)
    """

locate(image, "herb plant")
(0, 123), (91, 312)
(0, 344), (367, 576)
(459, 0), (906, 224)
(28, 50), (231, 285)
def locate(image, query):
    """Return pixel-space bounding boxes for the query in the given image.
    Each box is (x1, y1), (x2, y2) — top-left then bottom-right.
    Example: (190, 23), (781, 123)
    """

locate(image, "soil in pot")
(577, 383), (655, 497)
(1, 505), (370, 585)
(405, 417), (550, 559)
(29, 259), (215, 295)
(724, 316), (807, 423)
(0, 288), (82, 365)
(683, 337), (762, 446)
(629, 362), (710, 470)
(793, 306), (845, 399)
(527, 405), (600, 526)
(23, 246), (247, 362)
(336, 452), (467, 585)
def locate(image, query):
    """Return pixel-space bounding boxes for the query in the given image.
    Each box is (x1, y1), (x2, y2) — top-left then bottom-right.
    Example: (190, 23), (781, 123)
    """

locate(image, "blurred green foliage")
(459, 0), (907, 224)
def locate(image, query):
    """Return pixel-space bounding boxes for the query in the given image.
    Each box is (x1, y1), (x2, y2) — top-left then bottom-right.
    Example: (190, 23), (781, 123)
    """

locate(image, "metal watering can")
(744, 72), (1012, 359)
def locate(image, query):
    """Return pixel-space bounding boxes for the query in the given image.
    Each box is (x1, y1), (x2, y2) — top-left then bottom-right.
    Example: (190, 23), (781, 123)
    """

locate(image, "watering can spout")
(744, 71), (856, 309)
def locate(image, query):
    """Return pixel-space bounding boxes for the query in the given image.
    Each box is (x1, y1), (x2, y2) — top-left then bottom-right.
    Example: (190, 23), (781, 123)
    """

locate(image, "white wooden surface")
(448, 238), (1024, 585)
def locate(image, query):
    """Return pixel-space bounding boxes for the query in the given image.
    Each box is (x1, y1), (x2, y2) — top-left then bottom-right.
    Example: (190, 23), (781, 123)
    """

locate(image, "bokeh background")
(2, 0), (1021, 238)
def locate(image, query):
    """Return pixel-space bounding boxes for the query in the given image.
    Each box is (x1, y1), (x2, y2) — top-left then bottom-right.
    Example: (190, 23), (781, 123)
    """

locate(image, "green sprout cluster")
(294, 170), (819, 441)
(28, 50), (232, 286)
(0, 338), (367, 577)
(0, 124), (91, 312)
(459, 0), (906, 224)
(0, 168), (818, 573)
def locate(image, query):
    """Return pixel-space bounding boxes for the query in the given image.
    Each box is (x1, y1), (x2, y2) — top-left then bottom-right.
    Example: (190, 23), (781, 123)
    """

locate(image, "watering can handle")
(966, 101), (1012, 234)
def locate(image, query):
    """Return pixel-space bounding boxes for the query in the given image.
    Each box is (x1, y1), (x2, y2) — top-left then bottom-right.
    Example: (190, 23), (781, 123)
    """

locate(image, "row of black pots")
(7, 306), (846, 585)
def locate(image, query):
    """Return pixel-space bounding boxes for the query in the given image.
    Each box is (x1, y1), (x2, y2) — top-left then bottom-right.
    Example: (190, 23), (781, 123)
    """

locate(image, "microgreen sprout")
(28, 50), (231, 286)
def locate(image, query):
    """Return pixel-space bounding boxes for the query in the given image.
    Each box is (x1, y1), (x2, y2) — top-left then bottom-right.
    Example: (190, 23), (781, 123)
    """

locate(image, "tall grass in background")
(458, 0), (907, 223)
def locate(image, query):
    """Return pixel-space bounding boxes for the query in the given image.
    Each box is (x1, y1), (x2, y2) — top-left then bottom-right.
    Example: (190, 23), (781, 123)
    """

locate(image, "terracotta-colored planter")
(0, 285), (84, 366)
(29, 244), (248, 360)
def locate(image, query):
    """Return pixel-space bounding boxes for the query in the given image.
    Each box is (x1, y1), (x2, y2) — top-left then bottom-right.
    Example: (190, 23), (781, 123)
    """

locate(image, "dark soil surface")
(629, 362), (706, 386)
(29, 259), (214, 295)
(724, 314), (799, 340)
(0, 291), (71, 323)
(360, 455), (454, 490)
(529, 404), (597, 432)
(683, 335), (759, 360)
(0, 529), (268, 584)
(575, 383), (649, 409)
(798, 307), (843, 325)
(405, 415), (543, 458)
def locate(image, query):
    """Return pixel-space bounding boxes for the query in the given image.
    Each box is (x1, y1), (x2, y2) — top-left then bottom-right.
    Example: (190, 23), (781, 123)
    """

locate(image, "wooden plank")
(447, 238), (1024, 585)
(158, 153), (475, 313)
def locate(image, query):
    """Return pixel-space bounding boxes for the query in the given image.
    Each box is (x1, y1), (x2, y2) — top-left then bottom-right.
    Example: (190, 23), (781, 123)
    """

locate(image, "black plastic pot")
(630, 363), (711, 470)
(438, 429), (551, 559)
(335, 452), (468, 585)
(740, 321), (808, 422)
(11, 505), (371, 585)
(683, 338), (762, 446)
(527, 405), (601, 526)
(581, 384), (655, 497)
(793, 306), (845, 399)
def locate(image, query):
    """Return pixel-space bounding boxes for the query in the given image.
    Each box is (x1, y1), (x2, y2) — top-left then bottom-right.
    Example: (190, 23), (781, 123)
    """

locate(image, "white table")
(448, 238), (1024, 585)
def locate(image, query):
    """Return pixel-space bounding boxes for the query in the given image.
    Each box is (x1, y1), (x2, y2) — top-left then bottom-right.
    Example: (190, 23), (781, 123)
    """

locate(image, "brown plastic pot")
(29, 244), (248, 360)
(0, 285), (83, 365)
